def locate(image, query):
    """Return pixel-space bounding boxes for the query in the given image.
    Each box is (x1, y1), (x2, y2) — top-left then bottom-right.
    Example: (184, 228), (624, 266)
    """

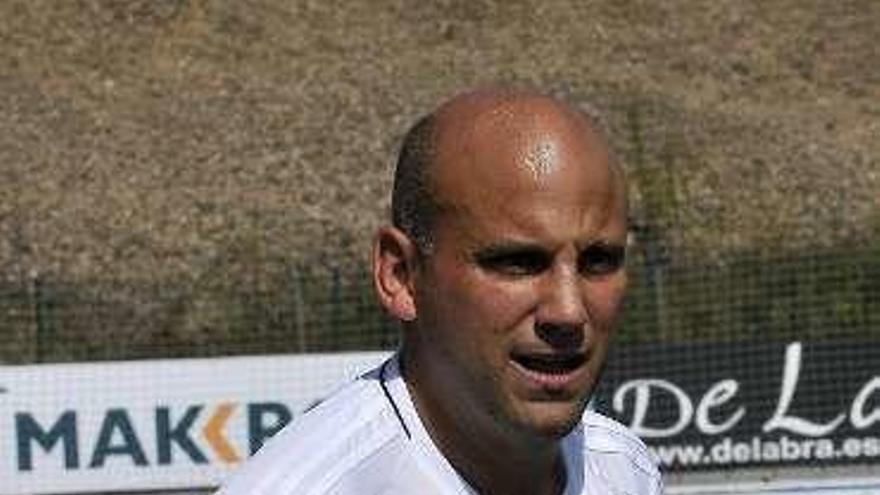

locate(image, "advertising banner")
(593, 340), (880, 471)
(2, 341), (878, 493)
(0, 352), (389, 494)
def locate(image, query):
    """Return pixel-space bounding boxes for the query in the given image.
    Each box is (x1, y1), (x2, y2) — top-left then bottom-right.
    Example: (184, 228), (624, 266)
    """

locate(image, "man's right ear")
(371, 226), (420, 322)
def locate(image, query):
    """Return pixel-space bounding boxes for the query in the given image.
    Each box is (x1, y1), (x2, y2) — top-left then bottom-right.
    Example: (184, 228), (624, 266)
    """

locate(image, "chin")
(515, 400), (587, 440)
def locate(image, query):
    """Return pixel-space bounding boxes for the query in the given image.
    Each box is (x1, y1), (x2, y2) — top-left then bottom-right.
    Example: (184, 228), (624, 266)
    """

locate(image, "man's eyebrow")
(583, 238), (626, 249)
(472, 241), (548, 257)
(473, 238), (626, 255)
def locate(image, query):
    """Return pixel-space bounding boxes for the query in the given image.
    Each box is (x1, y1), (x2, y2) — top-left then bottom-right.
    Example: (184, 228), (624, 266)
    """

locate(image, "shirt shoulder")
(576, 410), (663, 495)
(216, 370), (410, 495)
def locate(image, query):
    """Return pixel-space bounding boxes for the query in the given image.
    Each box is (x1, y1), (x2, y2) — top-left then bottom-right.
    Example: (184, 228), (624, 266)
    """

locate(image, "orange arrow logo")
(203, 403), (240, 463)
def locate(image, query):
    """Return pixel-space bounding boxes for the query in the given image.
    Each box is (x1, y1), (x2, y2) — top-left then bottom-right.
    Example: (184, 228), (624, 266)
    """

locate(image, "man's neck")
(402, 354), (566, 495)
(451, 440), (567, 495)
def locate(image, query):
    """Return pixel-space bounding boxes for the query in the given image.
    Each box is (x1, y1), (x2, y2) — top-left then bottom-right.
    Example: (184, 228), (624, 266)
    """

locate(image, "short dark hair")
(391, 114), (437, 251)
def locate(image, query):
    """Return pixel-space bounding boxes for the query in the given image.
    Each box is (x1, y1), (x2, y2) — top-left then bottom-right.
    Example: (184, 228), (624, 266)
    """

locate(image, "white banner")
(0, 352), (390, 494)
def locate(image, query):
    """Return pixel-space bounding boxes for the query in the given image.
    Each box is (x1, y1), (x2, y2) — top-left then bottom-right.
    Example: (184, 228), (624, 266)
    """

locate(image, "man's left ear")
(371, 226), (420, 322)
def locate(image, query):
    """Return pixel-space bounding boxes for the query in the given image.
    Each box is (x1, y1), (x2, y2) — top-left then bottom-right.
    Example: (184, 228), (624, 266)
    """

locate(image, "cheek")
(467, 276), (540, 336)
(421, 276), (532, 374)
(585, 276), (628, 329)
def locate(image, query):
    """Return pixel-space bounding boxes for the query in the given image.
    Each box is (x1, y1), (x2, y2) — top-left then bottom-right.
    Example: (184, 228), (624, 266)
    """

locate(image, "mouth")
(509, 351), (587, 389)
(511, 353), (585, 374)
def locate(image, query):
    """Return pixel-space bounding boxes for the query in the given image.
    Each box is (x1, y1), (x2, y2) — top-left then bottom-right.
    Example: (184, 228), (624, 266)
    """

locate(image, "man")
(217, 89), (662, 494)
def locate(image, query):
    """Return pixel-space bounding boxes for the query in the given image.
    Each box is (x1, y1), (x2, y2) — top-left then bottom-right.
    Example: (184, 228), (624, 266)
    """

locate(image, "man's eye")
(476, 250), (550, 276)
(578, 244), (625, 276)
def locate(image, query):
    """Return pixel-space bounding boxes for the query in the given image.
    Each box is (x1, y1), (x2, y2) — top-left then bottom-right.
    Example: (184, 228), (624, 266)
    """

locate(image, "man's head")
(374, 88), (628, 443)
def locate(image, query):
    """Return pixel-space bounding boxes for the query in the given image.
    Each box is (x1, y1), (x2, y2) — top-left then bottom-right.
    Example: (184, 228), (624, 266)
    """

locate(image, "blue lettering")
(248, 402), (292, 455)
(89, 409), (148, 467)
(16, 411), (79, 470)
(156, 406), (207, 464)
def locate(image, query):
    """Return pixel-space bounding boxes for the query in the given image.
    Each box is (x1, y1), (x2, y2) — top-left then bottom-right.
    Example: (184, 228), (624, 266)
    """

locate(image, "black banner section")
(592, 340), (880, 471)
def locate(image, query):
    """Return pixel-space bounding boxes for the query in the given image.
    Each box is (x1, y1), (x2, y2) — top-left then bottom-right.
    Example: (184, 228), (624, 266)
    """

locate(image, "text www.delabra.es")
(650, 435), (880, 467)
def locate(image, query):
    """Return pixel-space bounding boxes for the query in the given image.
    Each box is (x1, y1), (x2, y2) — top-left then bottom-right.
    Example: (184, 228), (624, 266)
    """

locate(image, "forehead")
(429, 97), (625, 242)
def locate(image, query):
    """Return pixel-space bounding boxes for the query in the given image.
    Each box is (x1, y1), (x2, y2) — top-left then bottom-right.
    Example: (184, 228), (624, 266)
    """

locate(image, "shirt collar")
(380, 353), (585, 495)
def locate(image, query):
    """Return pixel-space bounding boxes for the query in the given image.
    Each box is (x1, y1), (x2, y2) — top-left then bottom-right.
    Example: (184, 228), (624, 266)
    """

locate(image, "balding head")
(391, 88), (622, 252)
(375, 89), (630, 465)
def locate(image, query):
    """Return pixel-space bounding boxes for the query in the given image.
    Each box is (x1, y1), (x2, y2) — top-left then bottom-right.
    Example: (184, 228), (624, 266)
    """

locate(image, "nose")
(535, 266), (588, 347)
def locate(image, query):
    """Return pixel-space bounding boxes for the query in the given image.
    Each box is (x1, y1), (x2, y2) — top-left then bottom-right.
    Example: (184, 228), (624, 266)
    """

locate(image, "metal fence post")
(330, 265), (341, 348)
(291, 264), (307, 353)
(30, 270), (47, 363)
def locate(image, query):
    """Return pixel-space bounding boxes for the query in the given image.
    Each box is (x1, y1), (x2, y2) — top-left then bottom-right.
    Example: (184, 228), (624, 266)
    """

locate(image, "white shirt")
(216, 356), (662, 495)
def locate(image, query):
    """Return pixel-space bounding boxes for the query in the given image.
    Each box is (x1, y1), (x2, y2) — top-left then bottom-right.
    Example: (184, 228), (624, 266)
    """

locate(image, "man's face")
(409, 105), (628, 440)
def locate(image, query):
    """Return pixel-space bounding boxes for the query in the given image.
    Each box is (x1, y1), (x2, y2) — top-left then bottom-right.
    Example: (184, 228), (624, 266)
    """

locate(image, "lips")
(511, 352), (586, 375)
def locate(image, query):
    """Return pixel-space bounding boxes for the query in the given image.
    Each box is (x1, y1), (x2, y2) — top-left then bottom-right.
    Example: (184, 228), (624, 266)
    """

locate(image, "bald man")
(216, 89), (662, 495)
